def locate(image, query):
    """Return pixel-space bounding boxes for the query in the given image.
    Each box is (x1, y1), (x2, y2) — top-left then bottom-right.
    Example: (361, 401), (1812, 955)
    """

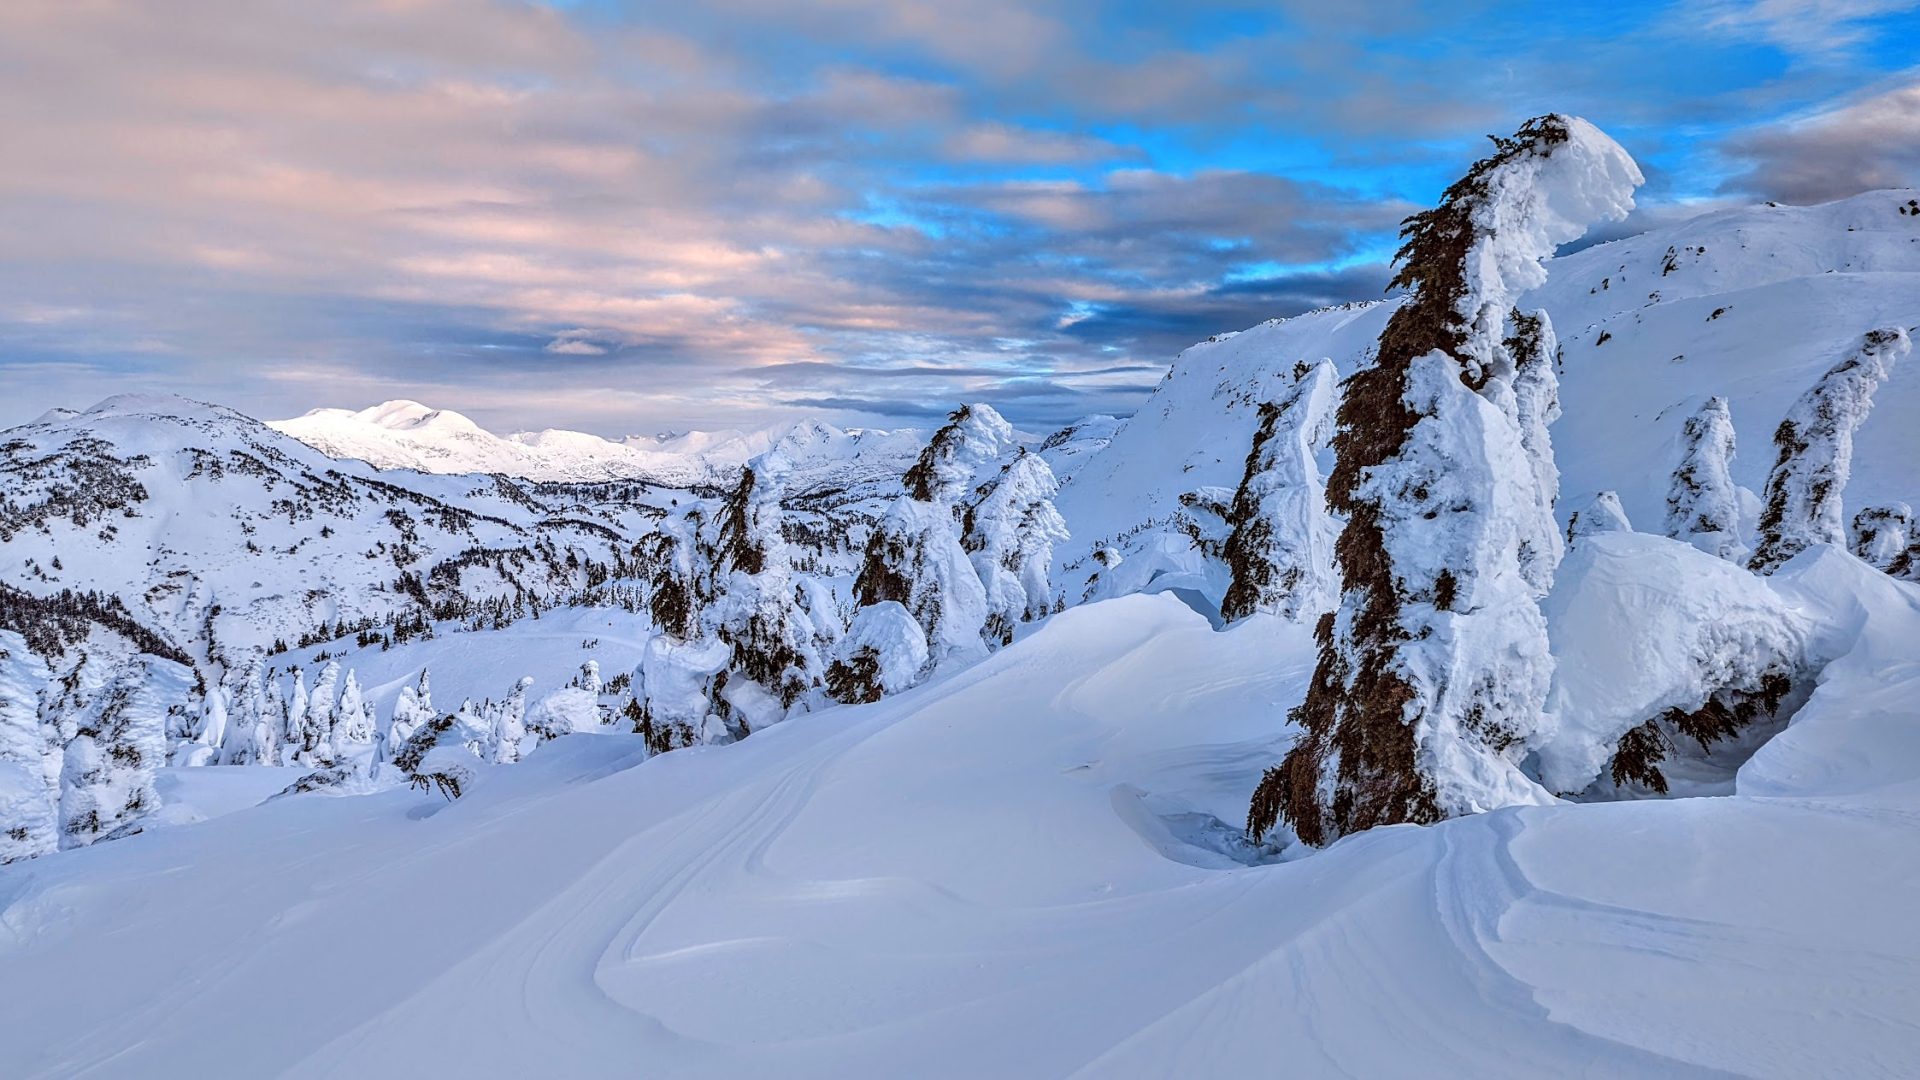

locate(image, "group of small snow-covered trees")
(179, 658), (380, 773)
(1247, 114), (1644, 847)
(625, 403), (1069, 741)
(836, 405), (1067, 703)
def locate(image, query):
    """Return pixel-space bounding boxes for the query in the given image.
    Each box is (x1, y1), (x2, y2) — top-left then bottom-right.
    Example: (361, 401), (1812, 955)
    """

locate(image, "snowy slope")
(1055, 189), (1920, 607)
(3, 547), (1917, 1077)
(0, 394), (675, 665)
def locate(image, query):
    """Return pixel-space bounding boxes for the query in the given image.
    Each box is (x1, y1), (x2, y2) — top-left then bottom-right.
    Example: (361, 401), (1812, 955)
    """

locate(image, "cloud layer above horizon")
(3, 0), (1917, 435)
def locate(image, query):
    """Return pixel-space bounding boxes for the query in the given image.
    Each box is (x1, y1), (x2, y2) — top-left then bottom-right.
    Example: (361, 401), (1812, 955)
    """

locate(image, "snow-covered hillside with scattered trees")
(4, 116), (1920, 1077)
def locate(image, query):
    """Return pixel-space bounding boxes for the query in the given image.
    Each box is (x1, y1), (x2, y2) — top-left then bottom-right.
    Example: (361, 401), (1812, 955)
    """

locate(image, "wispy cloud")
(0, 0), (1914, 433)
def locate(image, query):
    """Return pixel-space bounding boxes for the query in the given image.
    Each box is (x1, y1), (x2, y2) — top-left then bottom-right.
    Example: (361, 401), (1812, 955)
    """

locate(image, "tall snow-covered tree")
(0, 632), (57, 862)
(56, 654), (179, 849)
(1220, 360), (1340, 623)
(855, 497), (990, 669)
(490, 676), (533, 764)
(388, 668), (434, 755)
(1250, 115), (1643, 847)
(851, 403), (1010, 671)
(216, 666), (261, 766)
(331, 669), (377, 769)
(963, 449), (1069, 646)
(902, 403), (1018, 513)
(1664, 396), (1744, 561)
(631, 505), (739, 750)
(703, 453), (831, 717)
(1750, 328), (1912, 574)
(1506, 307), (1565, 591)
(256, 670), (286, 766)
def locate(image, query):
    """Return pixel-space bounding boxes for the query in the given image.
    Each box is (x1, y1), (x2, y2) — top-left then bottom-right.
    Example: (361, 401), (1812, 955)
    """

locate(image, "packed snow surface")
(4, 559), (1920, 1077)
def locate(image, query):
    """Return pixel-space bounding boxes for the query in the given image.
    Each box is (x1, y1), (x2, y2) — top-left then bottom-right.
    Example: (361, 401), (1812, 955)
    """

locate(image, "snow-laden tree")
(631, 510), (737, 751)
(216, 665), (261, 766)
(1565, 490), (1632, 545)
(256, 670), (286, 766)
(1220, 360), (1340, 623)
(573, 660), (602, 696)
(633, 634), (733, 752)
(1250, 115), (1643, 847)
(1505, 308), (1565, 591)
(644, 514), (705, 643)
(56, 655), (178, 848)
(490, 676), (533, 764)
(331, 669), (377, 770)
(855, 497), (990, 669)
(0, 632), (57, 862)
(527, 685), (601, 740)
(284, 668), (311, 761)
(825, 601), (931, 704)
(170, 685), (228, 768)
(850, 403), (1014, 673)
(963, 449), (1069, 646)
(1851, 503), (1915, 578)
(392, 698), (493, 801)
(388, 669), (434, 754)
(903, 403), (1018, 513)
(295, 662), (341, 767)
(1664, 396), (1744, 561)
(1750, 328), (1912, 574)
(703, 453), (831, 714)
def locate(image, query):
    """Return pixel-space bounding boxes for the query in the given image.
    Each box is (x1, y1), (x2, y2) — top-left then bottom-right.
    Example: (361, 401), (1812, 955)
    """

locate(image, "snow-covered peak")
(268, 400), (933, 489)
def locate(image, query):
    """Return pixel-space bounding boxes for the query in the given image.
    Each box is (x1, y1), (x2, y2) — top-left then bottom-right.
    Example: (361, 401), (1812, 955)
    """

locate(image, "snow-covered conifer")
(1565, 490), (1632, 545)
(825, 601), (930, 704)
(855, 496), (990, 669)
(1250, 115), (1643, 847)
(574, 660), (602, 696)
(331, 669), (376, 769)
(1664, 396), (1744, 560)
(1506, 308), (1565, 590)
(392, 701), (491, 801)
(1220, 360), (1339, 623)
(902, 403), (1017, 513)
(1851, 503), (1915, 578)
(703, 454), (825, 710)
(284, 668), (310, 760)
(217, 670), (260, 766)
(634, 635), (733, 751)
(0, 633), (57, 861)
(1750, 328), (1912, 574)
(297, 661), (340, 766)
(491, 676), (533, 763)
(964, 449), (1069, 645)
(57, 656), (176, 848)
(388, 669), (434, 755)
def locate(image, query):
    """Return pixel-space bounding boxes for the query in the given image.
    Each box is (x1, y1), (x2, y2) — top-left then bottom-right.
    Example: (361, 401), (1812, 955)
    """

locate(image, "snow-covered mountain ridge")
(270, 399), (930, 488)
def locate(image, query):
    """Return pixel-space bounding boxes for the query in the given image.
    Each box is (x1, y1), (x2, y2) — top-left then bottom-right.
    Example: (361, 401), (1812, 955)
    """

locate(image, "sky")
(2, 0), (1918, 436)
